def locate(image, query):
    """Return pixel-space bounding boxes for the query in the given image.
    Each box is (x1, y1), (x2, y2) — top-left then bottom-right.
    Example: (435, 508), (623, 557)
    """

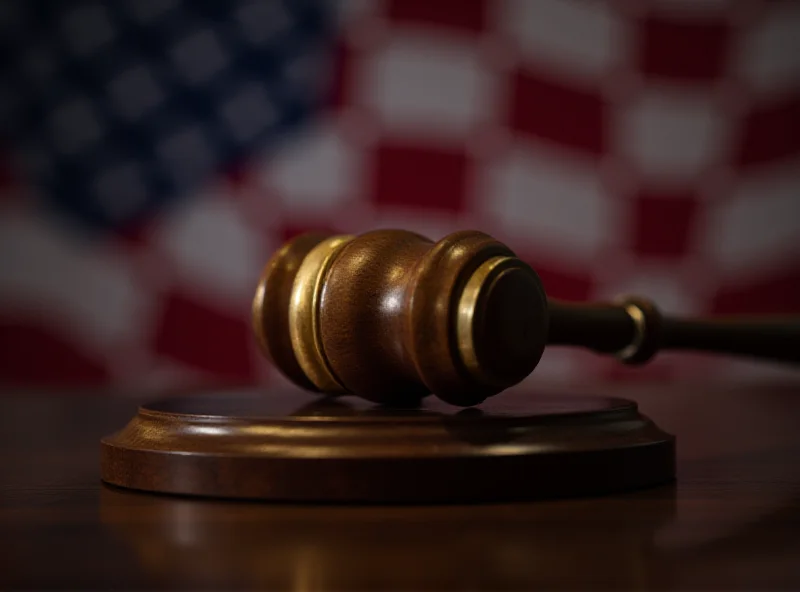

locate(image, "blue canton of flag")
(0, 0), (334, 232)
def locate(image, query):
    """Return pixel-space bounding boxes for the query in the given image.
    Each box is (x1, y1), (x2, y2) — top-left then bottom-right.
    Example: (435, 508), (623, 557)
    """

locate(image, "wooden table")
(2, 381), (800, 590)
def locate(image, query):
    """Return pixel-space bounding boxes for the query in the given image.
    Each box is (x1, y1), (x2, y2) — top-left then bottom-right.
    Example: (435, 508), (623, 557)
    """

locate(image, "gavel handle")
(547, 299), (800, 365)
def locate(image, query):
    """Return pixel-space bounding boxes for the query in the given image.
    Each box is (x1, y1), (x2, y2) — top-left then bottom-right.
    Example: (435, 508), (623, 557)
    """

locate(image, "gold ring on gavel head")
(289, 234), (355, 393)
(456, 255), (549, 388)
(614, 298), (647, 363)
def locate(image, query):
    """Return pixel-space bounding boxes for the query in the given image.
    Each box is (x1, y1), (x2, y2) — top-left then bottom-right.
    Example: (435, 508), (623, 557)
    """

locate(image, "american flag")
(1, 0), (798, 392)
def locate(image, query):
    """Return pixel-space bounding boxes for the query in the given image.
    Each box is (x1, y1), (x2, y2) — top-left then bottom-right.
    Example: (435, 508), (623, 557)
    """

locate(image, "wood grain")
(319, 229), (433, 405)
(305, 229), (546, 406)
(254, 229), (799, 407)
(251, 232), (332, 392)
(99, 391), (674, 502)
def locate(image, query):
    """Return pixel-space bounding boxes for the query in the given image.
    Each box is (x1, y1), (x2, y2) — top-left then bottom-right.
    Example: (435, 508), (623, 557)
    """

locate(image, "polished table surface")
(1, 381), (800, 590)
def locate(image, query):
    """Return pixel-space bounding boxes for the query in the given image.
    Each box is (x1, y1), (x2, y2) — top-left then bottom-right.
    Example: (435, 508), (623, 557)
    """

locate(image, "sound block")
(101, 389), (675, 503)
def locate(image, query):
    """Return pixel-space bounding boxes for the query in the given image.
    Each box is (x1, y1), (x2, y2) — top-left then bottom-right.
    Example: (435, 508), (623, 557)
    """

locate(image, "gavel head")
(252, 230), (548, 407)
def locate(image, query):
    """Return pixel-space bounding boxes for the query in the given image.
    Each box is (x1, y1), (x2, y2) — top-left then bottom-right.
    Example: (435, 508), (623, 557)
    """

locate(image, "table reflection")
(100, 484), (677, 590)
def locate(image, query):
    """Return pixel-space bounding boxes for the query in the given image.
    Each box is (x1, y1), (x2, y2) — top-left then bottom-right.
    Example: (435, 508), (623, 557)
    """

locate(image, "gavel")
(252, 229), (799, 407)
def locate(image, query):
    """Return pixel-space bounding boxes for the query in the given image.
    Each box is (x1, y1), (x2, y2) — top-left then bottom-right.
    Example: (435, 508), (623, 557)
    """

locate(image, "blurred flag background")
(0, 0), (798, 392)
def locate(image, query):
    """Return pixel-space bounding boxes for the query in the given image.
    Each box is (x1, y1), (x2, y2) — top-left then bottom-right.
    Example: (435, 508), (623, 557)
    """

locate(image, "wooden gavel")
(252, 229), (799, 407)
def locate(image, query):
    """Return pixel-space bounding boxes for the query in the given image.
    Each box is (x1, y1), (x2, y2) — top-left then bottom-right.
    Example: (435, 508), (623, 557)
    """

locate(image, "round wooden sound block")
(101, 389), (675, 502)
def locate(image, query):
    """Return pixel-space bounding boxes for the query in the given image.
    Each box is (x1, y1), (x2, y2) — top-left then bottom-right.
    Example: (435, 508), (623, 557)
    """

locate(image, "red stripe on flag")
(386, 0), (488, 33)
(0, 320), (109, 387)
(640, 17), (730, 82)
(737, 94), (800, 168)
(509, 71), (607, 156)
(154, 292), (254, 380)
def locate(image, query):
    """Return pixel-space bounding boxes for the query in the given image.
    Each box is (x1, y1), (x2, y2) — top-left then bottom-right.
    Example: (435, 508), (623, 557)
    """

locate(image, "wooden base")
(100, 389), (675, 502)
